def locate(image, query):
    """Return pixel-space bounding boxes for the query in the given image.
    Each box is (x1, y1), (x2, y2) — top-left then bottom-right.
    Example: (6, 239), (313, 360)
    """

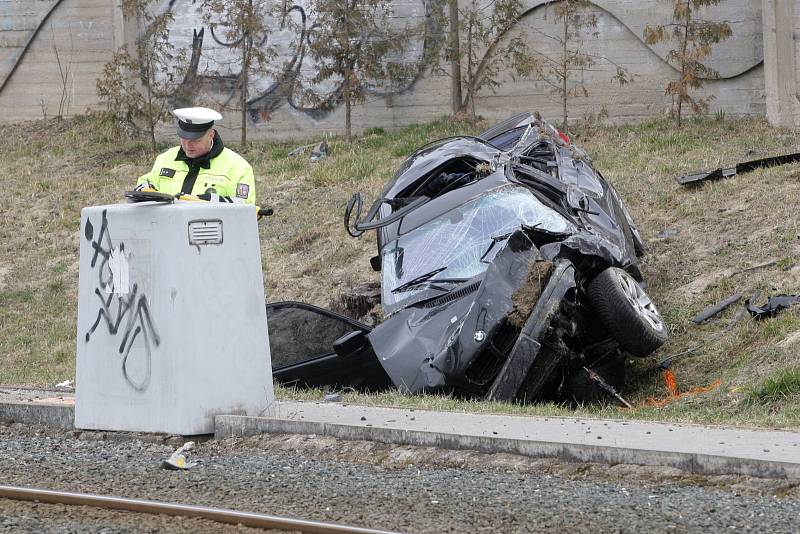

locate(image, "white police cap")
(173, 107), (223, 139)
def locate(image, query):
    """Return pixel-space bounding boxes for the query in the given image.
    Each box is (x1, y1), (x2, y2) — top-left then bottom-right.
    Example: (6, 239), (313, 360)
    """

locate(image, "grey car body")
(270, 112), (667, 403)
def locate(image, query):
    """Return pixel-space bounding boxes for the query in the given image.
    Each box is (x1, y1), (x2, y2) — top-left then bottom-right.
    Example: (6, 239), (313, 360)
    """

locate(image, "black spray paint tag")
(159, 168), (176, 178)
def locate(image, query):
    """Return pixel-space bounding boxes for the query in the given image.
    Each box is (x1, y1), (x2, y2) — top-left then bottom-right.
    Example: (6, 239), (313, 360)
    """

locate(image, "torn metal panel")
(477, 111), (534, 142)
(486, 261), (575, 402)
(676, 151), (800, 186)
(745, 294), (800, 320)
(369, 230), (539, 394)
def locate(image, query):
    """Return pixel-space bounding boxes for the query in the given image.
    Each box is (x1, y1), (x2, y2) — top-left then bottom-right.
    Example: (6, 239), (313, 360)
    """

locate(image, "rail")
(0, 485), (401, 534)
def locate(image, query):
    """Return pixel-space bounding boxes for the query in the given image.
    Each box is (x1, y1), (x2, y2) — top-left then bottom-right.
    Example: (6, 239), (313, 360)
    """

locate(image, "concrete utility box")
(75, 201), (274, 435)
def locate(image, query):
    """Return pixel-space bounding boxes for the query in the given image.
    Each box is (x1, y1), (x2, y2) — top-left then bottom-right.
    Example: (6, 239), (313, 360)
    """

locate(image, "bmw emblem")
(473, 330), (486, 342)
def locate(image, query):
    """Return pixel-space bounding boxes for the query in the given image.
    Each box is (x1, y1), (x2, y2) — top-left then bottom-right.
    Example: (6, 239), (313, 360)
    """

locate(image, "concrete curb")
(214, 415), (800, 479)
(1, 391), (798, 480)
(0, 401), (74, 430)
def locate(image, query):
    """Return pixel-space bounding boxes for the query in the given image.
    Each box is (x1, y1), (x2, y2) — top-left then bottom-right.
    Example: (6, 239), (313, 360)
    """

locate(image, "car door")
(267, 301), (391, 391)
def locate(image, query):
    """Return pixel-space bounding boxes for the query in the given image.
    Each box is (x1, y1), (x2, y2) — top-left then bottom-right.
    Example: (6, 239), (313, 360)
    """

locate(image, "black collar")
(175, 131), (225, 169)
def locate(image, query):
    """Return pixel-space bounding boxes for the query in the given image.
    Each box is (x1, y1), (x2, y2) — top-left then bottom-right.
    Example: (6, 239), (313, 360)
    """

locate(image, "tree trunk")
(448, 0), (462, 116)
(241, 36), (248, 148)
(150, 125), (157, 153)
(345, 84), (352, 143)
(561, 16), (568, 130)
(677, 0), (691, 128)
(465, 14), (474, 121)
(145, 69), (157, 153)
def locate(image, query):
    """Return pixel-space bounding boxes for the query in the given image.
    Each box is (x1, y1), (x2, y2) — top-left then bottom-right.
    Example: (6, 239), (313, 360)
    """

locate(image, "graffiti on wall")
(155, 0), (765, 124)
(84, 210), (160, 392)
(0, 0), (765, 123)
(158, 0), (442, 123)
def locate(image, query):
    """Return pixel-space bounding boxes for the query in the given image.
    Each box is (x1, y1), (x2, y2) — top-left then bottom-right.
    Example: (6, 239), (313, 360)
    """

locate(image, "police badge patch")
(159, 168), (176, 177)
(236, 183), (250, 198)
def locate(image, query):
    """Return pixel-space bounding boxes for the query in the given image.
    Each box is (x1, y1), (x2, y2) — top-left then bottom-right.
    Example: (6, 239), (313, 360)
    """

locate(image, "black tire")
(587, 267), (668, 357)
(563, 354), (626, 405)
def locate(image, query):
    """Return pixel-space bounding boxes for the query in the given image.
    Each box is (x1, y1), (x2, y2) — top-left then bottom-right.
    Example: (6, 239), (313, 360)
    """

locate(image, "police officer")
(136, 107), (256, 205)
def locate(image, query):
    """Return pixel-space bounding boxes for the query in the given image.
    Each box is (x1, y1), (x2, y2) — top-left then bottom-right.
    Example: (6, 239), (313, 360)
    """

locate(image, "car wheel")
(563, 354), (626, 405)
(587, 267), (667, 357)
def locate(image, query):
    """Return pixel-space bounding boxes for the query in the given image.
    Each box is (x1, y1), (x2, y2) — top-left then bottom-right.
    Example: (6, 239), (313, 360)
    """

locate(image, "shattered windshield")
(382, 185), (575, 309)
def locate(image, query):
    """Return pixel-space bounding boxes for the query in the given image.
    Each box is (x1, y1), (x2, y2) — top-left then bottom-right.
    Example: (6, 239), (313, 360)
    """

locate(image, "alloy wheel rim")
(617, 271), (665, 332)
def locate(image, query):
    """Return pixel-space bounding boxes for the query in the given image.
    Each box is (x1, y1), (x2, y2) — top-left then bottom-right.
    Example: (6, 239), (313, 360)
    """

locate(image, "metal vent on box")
(188, 219), (223, 245)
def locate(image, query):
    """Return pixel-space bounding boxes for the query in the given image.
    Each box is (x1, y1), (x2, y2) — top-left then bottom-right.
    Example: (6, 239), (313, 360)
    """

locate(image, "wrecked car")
(269, 112), (667, 404)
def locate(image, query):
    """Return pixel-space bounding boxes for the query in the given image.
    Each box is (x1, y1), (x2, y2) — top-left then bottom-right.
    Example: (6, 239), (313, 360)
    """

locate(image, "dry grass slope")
(1, 113), (798, 428)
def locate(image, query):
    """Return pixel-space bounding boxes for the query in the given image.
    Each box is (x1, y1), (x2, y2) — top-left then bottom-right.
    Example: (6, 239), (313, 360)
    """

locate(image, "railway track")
(0, 485), (400, 534)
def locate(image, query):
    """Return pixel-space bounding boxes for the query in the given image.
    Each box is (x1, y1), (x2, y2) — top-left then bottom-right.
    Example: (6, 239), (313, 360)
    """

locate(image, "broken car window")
(267, 304), (364, 369)
(381, 185), (575, 309)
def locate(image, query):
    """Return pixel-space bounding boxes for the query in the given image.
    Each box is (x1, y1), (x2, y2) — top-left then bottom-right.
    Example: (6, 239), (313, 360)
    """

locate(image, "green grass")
(1, 112), (800, 428)
(748, 368), (800, 404)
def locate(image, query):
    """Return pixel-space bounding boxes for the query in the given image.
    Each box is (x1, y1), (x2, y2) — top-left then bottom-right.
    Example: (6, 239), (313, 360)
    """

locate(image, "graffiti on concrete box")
(84, 209), (160, 392)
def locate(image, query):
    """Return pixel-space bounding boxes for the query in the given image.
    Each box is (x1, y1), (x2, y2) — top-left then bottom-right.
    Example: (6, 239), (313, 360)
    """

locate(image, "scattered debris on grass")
(675, 151), (800, 186)
(656, 229), (679, 239)
(691, 293), (742, 324)
(745, 294), (800, 320)
(310, 140), (329, 162)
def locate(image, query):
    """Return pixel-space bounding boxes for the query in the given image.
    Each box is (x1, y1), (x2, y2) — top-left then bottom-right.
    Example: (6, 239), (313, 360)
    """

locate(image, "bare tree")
(51, 24), (74, 120)
(515, 0), (631, 130)
(96, 0), (187, 152)
(439, 0), (529, 122)
(201, 0), (278, 149)
(306, 0), (411, 142)
(644, 0), (731, 127)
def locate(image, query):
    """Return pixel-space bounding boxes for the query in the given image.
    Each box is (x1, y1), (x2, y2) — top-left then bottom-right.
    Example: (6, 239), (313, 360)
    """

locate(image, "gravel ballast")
(0, 424), (798, 533)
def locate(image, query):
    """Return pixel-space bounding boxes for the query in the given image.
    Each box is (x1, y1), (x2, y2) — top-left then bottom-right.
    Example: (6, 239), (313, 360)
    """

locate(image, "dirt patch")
(675, 271), (728, 298)
(328, 281), (382, 324)
(778, 330), (800, 348)
(285, 228), (325, 254)
(508, 260), (553, 328)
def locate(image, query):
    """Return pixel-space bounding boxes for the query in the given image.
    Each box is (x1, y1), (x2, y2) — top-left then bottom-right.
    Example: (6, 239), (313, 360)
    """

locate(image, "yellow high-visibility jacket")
(136, 135), (255, 205)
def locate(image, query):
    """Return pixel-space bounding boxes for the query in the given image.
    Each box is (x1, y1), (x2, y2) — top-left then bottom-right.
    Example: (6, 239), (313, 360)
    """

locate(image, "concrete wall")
(0, 0), (781, 138)
(762, 0), (800, 129)
(0, 0), (116, 122)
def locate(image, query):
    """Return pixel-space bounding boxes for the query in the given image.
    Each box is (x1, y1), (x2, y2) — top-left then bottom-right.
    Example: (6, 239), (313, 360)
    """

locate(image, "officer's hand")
(256, 206), (274, 220)
(175, 192), (204, 202)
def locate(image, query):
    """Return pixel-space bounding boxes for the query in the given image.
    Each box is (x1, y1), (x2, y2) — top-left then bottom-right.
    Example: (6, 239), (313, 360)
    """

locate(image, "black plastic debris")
(676, 151), (800, 186)
(658, 291), (758, 370)
(691, 293), (742, 324)
(745, 294), (800, 320)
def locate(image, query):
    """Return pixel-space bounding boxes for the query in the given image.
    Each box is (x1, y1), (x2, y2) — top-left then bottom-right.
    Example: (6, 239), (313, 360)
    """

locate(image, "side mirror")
(370, 255), (381, 272)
